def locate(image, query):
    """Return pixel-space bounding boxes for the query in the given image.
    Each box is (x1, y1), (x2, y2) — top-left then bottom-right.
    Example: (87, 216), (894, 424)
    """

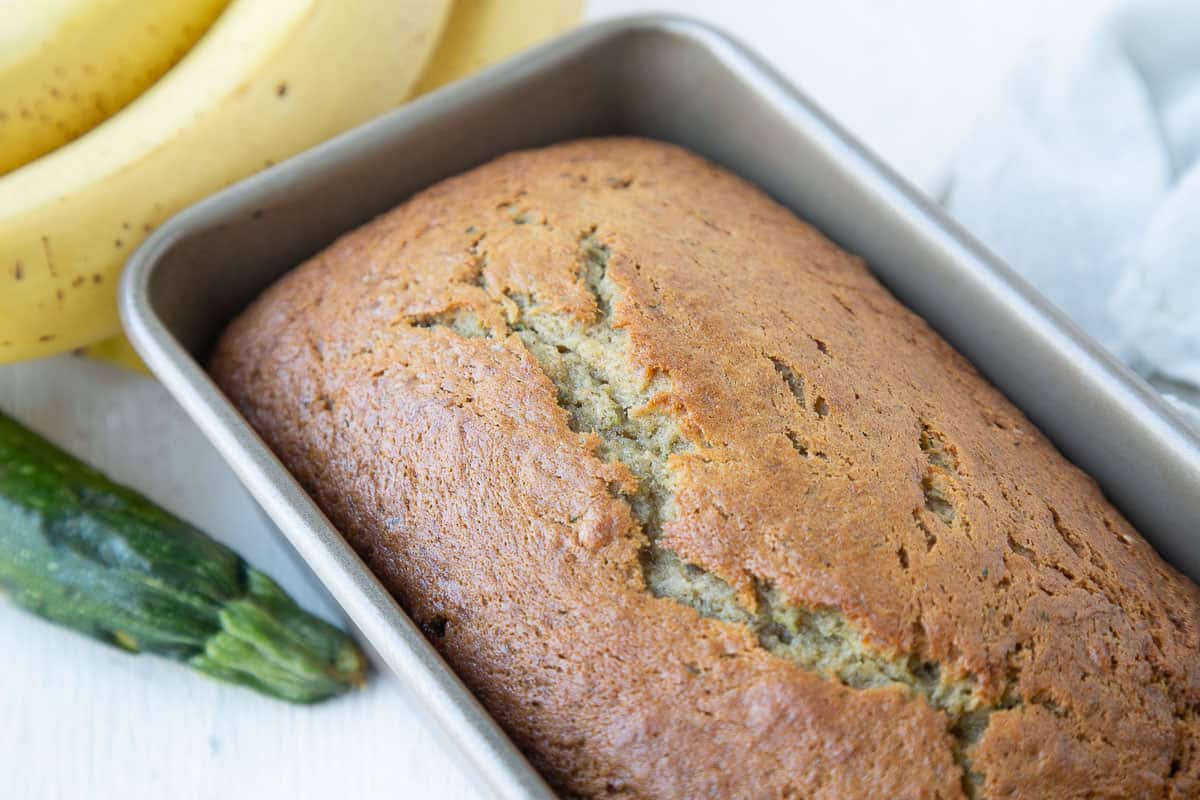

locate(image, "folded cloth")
(946, 0), (1200, 428)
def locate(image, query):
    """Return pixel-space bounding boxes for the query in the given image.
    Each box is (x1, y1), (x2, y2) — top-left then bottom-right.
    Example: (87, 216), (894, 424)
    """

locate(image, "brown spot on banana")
(40, 236), (57, 278)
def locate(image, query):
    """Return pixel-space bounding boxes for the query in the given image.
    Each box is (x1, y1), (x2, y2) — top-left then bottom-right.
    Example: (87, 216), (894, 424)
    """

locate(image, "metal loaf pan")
(120, 15), (1200, 800)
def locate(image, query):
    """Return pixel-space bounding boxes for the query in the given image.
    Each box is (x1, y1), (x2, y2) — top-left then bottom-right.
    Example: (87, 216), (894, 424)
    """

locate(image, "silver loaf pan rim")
(119, 14), (1200, 800)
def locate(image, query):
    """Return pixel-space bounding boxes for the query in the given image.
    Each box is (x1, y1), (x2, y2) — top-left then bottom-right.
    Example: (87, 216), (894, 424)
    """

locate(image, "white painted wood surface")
(0, 1), (1100, 797)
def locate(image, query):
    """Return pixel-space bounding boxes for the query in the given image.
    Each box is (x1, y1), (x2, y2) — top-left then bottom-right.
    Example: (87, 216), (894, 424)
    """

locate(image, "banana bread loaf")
(211, 138), (1200, 799)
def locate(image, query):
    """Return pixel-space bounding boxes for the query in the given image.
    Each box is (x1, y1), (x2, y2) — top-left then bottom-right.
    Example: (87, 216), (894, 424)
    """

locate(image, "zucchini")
(0, 410), (364, 703)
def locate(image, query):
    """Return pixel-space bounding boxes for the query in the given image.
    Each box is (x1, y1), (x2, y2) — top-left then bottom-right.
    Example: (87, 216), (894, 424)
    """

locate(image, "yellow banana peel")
(0, 0), (450, 366)
(0, 0), (230, 175)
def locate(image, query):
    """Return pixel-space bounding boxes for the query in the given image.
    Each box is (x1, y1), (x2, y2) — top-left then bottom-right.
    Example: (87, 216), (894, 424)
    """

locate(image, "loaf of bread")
(211, 138), (1200, 799)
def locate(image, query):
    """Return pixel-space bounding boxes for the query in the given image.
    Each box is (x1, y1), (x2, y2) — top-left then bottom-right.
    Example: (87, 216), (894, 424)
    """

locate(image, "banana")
(0, 0), (451, 363)
(414, 0), (585, 95)
(0, 0), (230, 175)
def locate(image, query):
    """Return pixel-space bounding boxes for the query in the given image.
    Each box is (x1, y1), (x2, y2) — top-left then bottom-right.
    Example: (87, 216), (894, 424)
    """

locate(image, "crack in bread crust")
(412, 228), (995, 796)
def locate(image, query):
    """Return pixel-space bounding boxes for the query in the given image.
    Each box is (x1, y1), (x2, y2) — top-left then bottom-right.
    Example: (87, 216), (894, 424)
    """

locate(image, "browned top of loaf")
(211, 138), (1200, 799)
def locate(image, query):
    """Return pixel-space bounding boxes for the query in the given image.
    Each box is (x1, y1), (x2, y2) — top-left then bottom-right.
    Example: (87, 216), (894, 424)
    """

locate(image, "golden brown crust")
(211, 138), (1200, 799)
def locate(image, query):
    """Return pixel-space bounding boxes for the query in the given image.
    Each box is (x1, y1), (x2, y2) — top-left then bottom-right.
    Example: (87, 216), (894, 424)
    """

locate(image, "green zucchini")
(0, 409), (364, 703)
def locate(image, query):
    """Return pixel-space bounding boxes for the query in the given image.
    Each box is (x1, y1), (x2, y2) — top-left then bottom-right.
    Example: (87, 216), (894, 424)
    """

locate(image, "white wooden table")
(0, 1), (1100, 797)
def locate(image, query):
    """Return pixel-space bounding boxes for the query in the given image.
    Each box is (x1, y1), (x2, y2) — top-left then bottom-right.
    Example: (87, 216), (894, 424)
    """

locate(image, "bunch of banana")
(0, 0), (582, 367)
